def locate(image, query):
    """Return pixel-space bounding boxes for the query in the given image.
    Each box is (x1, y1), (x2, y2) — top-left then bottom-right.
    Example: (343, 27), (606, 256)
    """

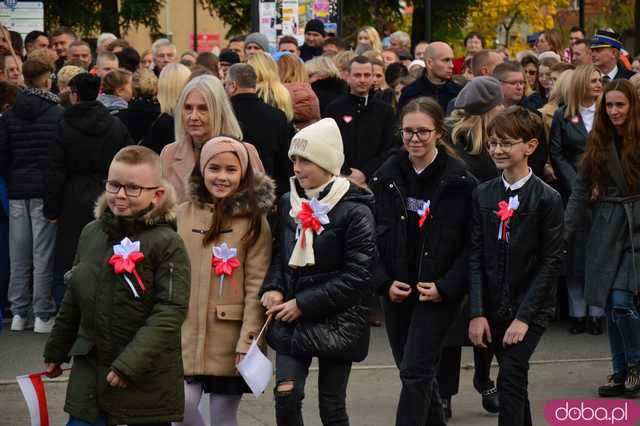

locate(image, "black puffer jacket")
(0, 88), (64, 199)
(45, 100), (132, 285)
(370, 149), (476, 302)
(260, 181), (376, 362)
(469, 175), (564, 328)
(397, 70), (462, 114)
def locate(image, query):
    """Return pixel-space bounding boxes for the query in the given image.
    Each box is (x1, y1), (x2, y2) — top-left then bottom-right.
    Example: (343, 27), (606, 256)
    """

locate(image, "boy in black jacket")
(468, 106), (564, 426)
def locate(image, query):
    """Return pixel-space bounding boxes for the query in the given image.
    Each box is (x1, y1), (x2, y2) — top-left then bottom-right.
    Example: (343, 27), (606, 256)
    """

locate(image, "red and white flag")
(16, 372), (49, 426)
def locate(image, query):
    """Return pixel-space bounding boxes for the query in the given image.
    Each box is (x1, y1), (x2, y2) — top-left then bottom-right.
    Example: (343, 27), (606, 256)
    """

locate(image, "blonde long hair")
(247, 52), (294, 121)
(564, 64), (601, 119)
(174, 75), (242, 147)
(358, 26), (383, 53)
(157, 63), (191, 114)
(451, 107), (501, 155)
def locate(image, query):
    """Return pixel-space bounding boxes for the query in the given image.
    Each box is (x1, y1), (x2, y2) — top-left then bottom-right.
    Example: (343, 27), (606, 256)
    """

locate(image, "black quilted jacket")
(260, 181), (376, 361)
(0, 88), (64, 199)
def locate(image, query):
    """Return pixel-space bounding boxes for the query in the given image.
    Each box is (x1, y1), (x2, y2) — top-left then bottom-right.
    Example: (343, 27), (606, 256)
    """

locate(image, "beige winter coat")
(177, 173), (275, 376)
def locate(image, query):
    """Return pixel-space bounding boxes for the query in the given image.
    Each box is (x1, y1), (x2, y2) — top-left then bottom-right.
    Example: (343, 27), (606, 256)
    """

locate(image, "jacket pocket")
(216, 304), (244, 321)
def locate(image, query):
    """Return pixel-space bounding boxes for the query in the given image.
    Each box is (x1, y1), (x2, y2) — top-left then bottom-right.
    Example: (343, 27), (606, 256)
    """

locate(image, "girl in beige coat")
(175, 136), (275, 426)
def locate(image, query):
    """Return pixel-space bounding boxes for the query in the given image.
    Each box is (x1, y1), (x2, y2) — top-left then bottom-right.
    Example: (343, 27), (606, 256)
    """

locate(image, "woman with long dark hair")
(565, 80), (640, 397)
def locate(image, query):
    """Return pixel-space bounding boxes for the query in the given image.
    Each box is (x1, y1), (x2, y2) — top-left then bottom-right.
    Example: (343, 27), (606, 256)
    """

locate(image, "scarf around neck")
(288, 176), (350, 267)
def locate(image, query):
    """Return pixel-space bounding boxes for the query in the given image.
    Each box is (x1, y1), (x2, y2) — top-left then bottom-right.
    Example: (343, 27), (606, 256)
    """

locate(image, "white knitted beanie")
(288, 118), (344, 176)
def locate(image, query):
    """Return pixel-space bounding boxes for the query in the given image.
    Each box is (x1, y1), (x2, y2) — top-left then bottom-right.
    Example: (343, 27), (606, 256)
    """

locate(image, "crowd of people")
(0, 17), (639, 426)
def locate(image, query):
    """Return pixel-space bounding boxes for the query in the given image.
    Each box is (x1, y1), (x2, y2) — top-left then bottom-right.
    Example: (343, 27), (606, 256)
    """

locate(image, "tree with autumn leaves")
(466, 0), (569, 50)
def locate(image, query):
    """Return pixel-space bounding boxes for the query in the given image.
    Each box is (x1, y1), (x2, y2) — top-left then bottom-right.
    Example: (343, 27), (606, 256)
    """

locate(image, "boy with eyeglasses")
(43, 145), (191, 426)
(468, 106), (564, 426)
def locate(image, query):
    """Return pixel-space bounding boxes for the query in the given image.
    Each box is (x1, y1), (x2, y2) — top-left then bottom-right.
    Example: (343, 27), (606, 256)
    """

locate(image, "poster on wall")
(259, 0), (339, 46)
(0, 1), (43, 39)
(259, 1), (277, 45)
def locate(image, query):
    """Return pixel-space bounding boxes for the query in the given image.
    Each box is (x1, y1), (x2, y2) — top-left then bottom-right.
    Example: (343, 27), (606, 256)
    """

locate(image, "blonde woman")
(160, 75), (243, 203)
(277, 54), (320, 129)
(142, 62), (191, 154)
(550, 64), (604, 336)
(305, 55), (347, 115)
(539, 68), (574, 183)
(449, 76), (504, 182)
(357, 26), (383, 53)
(247, 51), (294, 122)
(117, 68), (160, 142)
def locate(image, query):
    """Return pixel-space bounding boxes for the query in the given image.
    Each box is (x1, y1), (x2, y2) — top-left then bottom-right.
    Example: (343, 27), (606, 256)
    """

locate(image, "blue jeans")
(67, 415), (106, 426)
(606, 290), (640, 376)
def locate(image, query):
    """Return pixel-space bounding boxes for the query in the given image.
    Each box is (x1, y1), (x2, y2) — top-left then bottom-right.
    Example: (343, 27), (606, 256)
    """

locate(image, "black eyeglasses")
(401, 127), (437, 140)
(105, 180), (158, 197)
(487, 137), (525, 152)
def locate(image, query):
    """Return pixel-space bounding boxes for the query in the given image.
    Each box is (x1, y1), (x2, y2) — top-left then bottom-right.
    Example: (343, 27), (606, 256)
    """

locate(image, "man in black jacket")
(300, 19), (325, 62)
(225, 63), (293, 197)
(45, 73), (132, 308)
(469, 107), (564, 426)
(0, 59), (64, 333)
(323, 56), (396, 186)
(398, 42), (462, 113)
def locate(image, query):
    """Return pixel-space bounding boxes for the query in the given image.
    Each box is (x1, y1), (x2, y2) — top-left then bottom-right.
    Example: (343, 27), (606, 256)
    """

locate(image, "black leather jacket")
(469, 174), (564, 328)
(370, 149), (476, 302)
(260, 181), (376, 361)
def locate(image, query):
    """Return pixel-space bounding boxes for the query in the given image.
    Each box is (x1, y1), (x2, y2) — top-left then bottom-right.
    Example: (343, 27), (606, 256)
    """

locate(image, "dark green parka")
(43, 189), (191, 425)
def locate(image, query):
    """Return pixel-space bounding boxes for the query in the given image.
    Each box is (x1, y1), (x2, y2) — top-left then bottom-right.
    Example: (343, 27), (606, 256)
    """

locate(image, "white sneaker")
(34, 317), (55, 333)
(11, 314), (31, 331)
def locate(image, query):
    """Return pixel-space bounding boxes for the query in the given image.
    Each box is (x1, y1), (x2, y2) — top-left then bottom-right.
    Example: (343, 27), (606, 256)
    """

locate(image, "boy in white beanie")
(259, 118), (377, 425)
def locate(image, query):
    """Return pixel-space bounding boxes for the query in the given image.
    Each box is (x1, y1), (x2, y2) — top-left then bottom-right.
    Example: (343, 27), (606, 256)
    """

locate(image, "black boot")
(473, 376), (499, 414)
(569, 317), (586, 334)
(598, 372), (627, 397)
(587, 316), (604, 335)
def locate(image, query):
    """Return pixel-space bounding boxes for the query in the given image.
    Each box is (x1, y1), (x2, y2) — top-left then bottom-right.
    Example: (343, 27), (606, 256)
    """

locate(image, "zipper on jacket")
(169, 262), (174, 301)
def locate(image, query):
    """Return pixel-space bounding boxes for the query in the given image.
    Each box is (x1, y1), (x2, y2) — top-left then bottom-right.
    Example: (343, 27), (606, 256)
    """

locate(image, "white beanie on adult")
(288, 118), (344, 176)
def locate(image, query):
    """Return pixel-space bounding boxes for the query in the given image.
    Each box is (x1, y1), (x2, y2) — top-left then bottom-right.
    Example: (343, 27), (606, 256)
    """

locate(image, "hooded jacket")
(177, 172), (275, 376)
(0, 88), (64, 199)
(43, 189), (191, 425)
(284, 82), (321, 130)
(260, 181), (376, 361)
(44, 100), (133, 286)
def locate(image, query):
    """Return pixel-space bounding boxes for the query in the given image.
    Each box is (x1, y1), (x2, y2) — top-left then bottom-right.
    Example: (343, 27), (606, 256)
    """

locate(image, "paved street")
(0, 320), (614, 425)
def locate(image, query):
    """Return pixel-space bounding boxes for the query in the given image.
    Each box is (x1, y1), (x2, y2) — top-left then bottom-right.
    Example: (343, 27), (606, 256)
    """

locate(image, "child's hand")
(389, 281), (411, 302)
(469, 317), (492, 349)
(269, 299), (302, 322)
(261, 291), (284, 310)
(45, 362), (63, 378)
(106, 370), (128, 389)
(417, 282), (442, 302)
(503, 319), (529, 347)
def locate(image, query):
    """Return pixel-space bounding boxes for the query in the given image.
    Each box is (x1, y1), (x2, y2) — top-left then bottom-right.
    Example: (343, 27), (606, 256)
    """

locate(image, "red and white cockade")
(495, 195), (519, 241)
(418, 200), (431, 229)
(296, 198), (331, 247)
(212, 243), (241, 296)
(109, 237), (146, 298)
